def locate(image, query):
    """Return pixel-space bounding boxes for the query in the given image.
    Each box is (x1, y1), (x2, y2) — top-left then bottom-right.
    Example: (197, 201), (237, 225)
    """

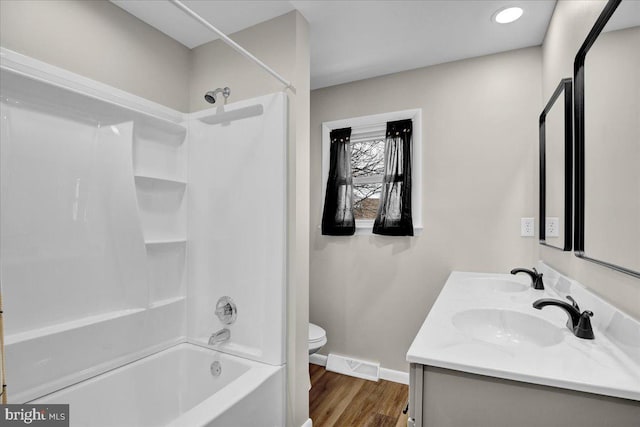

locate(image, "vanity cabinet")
(408, 364), (640, 427)
(406, 268), (640, 427)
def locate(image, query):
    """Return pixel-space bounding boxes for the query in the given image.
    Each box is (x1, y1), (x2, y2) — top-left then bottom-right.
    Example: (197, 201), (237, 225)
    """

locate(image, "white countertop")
(406, 267), (640, 401)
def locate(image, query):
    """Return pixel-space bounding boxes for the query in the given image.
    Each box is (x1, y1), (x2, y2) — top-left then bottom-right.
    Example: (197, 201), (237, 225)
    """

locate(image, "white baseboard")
(309, 353), (408, 385)
(309, 353), (328, 366)
(301, 418), (313, 427)
(380, 367), (409, 385)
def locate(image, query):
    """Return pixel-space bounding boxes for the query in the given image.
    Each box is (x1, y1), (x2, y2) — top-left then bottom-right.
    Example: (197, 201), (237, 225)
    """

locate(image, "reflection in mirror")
(575, 0), (640, 277)
(540, 78), (572, 251)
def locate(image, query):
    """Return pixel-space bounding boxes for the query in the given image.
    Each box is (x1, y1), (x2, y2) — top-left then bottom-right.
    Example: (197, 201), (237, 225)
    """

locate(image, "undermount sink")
(452, 309), (564, 347)
(465, 277), (529, 293)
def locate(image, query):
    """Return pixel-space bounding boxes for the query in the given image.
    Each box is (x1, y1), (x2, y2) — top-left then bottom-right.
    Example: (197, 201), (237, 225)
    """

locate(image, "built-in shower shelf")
(134, 174), (187, 186)
(149, 296), (186, 309)
(134, 115), (187, 138)
(144, 238), (187, 246)
(5, 308), (146, 346)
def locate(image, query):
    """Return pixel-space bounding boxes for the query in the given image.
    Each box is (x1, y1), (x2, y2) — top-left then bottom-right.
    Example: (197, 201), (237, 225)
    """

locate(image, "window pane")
(351, 138), (385, 179)
(353, 183), (382, 220)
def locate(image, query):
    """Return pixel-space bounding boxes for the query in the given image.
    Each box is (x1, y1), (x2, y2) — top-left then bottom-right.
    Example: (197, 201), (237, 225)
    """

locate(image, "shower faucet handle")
(215, 296), (237, 325)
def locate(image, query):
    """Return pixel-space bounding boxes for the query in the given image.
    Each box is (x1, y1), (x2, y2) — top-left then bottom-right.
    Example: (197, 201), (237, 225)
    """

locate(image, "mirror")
(574, 0), (640, 277)
(540, 78), (573, 251)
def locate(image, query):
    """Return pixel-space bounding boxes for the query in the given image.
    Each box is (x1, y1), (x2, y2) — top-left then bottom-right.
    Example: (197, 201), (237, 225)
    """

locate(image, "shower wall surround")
(187, 94), (287, 366)
(189, 12), (312, 426)
(0, 54), (187, 403)
(0, 49), (287, 406)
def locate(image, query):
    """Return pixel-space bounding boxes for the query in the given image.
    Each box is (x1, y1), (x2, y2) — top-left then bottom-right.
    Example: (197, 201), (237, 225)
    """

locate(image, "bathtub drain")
(210, 361), (222, 377)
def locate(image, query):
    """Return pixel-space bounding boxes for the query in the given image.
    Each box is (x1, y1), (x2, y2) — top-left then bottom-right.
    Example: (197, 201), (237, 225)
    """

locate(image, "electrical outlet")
(521, 217), (535, 237)
(546, 217), (560, 237)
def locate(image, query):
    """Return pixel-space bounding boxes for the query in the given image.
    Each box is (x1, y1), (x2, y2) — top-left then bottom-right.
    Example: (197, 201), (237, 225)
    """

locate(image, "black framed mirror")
(540, 78), (573, 251)
(574, 0), (640, 278)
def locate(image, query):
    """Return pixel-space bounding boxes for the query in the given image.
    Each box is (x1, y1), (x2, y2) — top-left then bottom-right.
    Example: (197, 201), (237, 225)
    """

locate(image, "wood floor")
(309, 363), (409, 427)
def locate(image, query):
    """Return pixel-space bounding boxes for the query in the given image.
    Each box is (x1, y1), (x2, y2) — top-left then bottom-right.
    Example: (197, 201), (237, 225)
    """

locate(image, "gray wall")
(310, 47), (541, 372)
(0, 0), (190, 111)
(539, 0), (640, 319)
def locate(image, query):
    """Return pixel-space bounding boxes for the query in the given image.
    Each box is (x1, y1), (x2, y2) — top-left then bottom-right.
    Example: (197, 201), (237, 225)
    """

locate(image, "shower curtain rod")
(169, 0), (296, 93)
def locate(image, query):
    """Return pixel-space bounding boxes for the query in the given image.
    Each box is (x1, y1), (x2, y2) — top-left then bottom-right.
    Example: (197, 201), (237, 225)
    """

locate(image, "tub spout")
(209, 328), (230, 345)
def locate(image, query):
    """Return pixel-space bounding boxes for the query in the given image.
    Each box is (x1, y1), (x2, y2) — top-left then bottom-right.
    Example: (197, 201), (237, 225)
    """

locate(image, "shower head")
(204, 92), (216, 104)
(204, 87), (231, 104)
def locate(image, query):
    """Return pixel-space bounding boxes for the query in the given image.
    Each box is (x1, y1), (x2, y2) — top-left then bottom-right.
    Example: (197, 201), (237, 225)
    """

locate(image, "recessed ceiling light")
(493, 7), (524, 24)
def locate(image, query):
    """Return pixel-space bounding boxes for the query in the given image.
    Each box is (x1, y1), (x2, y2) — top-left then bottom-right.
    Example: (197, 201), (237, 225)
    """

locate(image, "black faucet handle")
(532, 269), (544, 290)
(575, 310), (595, 339)
(566, 296), (580, 311)
(532, 268), (543, 280)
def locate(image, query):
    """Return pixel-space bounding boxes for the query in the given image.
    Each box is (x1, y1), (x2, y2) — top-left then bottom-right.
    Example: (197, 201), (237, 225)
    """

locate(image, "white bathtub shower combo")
(0, 47), (288, 426)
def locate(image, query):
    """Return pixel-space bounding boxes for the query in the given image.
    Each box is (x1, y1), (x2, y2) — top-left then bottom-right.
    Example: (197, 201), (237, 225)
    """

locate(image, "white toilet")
(308, 323), (327, 355)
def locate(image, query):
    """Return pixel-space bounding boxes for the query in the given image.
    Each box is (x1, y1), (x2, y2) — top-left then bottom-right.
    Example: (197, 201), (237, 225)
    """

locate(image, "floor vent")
(325, 353), (380, 382)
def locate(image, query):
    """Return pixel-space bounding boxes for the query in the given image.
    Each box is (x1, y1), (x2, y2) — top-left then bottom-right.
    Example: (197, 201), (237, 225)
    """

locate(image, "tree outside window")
(351, 136), (385, 219)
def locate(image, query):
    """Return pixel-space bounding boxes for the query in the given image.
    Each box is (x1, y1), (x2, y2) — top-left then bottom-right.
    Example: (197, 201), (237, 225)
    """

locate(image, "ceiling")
(112, 0), (557, 90)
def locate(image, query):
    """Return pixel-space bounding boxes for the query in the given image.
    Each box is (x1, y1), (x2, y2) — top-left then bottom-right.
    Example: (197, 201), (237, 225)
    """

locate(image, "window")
(321, 109), (423, 234)
(351, 129), (385, 220)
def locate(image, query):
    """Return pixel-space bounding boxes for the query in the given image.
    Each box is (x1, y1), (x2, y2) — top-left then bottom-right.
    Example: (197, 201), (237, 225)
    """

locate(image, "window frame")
(321, 109), (423, 235)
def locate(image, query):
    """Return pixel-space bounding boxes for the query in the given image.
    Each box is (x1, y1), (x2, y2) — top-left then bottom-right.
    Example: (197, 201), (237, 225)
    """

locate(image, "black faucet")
(510, 267), (544, 290)
(532, 296), (595, 339)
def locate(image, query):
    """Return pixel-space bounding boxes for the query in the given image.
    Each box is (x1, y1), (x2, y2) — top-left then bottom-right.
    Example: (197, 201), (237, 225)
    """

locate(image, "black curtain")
(373, 119), (414, 236)
(322, 127), (355, 235)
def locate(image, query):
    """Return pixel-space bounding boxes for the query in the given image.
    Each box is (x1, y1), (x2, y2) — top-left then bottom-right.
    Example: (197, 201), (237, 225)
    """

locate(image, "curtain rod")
(169, 0), (296, 93)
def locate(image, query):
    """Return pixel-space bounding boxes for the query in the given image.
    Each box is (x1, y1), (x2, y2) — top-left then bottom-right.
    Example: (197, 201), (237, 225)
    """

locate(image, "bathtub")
(33, 343), (285, 427)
